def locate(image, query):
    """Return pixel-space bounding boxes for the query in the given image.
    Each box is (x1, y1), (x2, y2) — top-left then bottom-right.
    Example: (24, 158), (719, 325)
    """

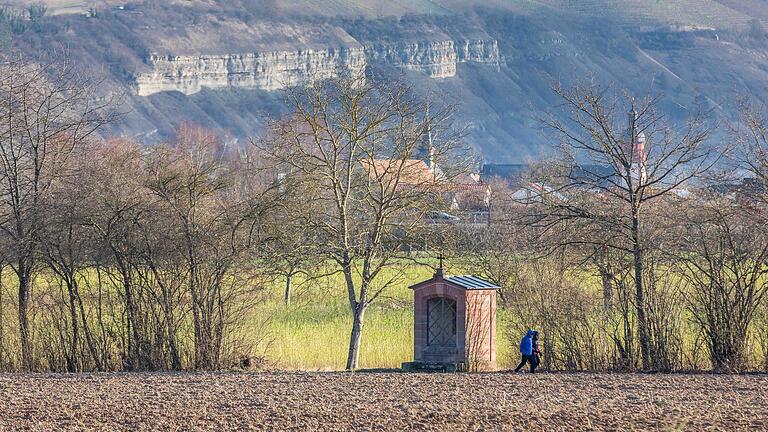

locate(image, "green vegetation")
(251, 263), (517, 370)
(0, 256), (766, 371)
(256, 264), (423, 370)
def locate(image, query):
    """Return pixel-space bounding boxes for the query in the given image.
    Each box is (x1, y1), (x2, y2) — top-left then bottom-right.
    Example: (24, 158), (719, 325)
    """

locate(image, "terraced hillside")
(6, 0), (766, 26)
(532, 0), (756, 29)
(717, 0), (768, 22)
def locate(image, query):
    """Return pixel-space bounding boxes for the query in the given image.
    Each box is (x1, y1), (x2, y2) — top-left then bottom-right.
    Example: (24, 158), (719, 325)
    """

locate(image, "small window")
(427, 297), (457, 346)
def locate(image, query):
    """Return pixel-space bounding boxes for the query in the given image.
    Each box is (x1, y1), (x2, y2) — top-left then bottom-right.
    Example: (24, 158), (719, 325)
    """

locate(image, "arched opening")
(427, 297), (457, 347)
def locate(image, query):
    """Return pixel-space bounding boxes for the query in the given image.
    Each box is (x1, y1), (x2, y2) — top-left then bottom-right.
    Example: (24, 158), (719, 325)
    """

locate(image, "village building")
(366, 156), (492, 224)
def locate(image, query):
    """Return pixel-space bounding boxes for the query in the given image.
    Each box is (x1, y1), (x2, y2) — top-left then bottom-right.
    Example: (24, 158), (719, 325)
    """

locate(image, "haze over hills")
(6, 0), (765, 25)
(4, 0), (768, 161)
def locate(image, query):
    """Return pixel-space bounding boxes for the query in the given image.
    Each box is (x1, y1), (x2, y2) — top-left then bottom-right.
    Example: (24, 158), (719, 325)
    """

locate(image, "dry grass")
(0, 372), (765, 431)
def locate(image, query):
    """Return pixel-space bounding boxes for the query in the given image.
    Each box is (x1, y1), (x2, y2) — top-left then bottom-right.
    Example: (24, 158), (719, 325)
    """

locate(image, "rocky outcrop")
(136, 47), (367, 96)
(136, 38), (500, 96)
(365, 38), (500, 78)
(365, 40), (459, 78)
(456, 39), (501, 67)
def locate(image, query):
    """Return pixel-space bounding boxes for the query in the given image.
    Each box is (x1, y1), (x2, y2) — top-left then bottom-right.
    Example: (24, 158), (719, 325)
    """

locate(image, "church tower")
(625, 108), (648, 186)
(421, 100), (442, 179)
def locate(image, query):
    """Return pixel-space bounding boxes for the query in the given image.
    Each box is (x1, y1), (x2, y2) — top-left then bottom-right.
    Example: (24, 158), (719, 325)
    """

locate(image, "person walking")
(514, 329), (537, 373)
(531, 330), (542, 372)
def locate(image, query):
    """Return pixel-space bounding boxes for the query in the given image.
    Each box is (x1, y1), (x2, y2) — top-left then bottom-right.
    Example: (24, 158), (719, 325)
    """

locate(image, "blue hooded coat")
(519, 330), (535, 356)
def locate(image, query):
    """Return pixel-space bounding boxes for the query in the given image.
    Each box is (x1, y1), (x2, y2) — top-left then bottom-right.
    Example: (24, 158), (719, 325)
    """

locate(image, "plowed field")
(0, 372), (766, 431)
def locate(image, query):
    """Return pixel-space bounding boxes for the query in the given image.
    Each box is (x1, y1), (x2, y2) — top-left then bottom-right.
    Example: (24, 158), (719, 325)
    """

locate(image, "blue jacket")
(519, 330), (535, 355)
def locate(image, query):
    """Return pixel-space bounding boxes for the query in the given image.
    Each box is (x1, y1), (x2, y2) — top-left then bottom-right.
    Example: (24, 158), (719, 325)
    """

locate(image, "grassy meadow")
(251, 264), (515, 370)
(0, 261), (515, 371)
(249, 261), (768, 372)
(1, 260), (764, 371)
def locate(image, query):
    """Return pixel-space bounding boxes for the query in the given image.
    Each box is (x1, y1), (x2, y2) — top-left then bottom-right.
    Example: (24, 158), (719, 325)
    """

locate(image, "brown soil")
(0, 372), (766, 431)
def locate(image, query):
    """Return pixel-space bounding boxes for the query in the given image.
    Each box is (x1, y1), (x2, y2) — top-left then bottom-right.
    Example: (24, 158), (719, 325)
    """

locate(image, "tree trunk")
(151, 264), (182, 371)
(632, 211), (651, 370)
(66, 278), (80, 372)
(167, 320), (182, 371)
(599, 269), (614, 309)
(345, 304), (366, 370)
(120, 269), (143, 370)
(17, 265), (33, 371)
(284, 274), (292, 305)
(186, 235), (208, 370)
(163, 297), (182, 371)
(622, 299), (633, 366)
(191, 295), (204, 369)
(0, 271), (5, 368)
(95, 267), (110, 370)
(75, 285), (102, 371)
(212, 278), (227, 370)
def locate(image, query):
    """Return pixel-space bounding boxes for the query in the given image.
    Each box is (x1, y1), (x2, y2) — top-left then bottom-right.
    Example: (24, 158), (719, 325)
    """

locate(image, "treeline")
(0, 126), (274, 372)
(459, 87), (768, 372)
(0, 55), (284, 371)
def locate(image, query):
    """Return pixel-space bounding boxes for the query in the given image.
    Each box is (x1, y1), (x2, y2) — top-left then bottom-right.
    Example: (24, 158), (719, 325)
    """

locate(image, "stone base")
(401, 361), (468, 372)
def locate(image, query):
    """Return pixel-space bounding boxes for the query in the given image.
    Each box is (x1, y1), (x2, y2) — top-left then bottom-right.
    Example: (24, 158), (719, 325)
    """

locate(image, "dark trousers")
(515, 354), (537, 373)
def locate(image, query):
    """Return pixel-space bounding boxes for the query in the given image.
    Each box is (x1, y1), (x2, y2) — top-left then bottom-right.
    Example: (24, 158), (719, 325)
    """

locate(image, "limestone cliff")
(136, 38), (500, 96)
(365, 39), (500, 78)
(136, 47), (367, 96)
(456, 39), (501, 68)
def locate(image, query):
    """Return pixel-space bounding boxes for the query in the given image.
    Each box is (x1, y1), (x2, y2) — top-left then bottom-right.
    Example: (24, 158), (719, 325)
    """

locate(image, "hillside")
(4, 0), (768, 161)
(5, 0), (764, 26)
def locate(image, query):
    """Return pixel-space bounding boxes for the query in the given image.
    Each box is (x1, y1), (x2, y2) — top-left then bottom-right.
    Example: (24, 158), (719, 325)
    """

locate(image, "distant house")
(448, 173), (492, 224)
(708, 177), (767, 204)
(361, 158), (439, 187)
(510, 182), (566, 204)
(567, 164), (619, 189)
(365, 157), (491, 224)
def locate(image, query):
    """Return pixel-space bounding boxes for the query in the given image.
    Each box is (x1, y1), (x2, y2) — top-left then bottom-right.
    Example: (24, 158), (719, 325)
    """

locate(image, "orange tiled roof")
(362, 159), (437, 185)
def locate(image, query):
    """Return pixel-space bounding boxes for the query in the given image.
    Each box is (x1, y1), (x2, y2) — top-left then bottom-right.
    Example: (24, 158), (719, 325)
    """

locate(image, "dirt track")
(0, 372), (766, 431)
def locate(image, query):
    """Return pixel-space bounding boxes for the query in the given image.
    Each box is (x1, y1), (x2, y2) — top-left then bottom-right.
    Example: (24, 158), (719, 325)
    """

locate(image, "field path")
(0, 372), (766, 431)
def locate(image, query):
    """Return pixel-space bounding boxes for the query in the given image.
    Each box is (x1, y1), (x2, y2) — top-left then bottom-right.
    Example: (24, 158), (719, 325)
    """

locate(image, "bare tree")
(260, 71), (466, 369)
(545, 214), (640, 368)
(729, 100), (768, 370)
(40, 143), (103, 371)
(528, 83), (715, 370)
(259, 177), (324, 306)
(738, 100), (768, 190)
(86, 139), (155, 370)
(144, 123), (272, 370)
(455, 180), (527, 305)
(0, 53), (115, 369)
(673, 197), (768, 371)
